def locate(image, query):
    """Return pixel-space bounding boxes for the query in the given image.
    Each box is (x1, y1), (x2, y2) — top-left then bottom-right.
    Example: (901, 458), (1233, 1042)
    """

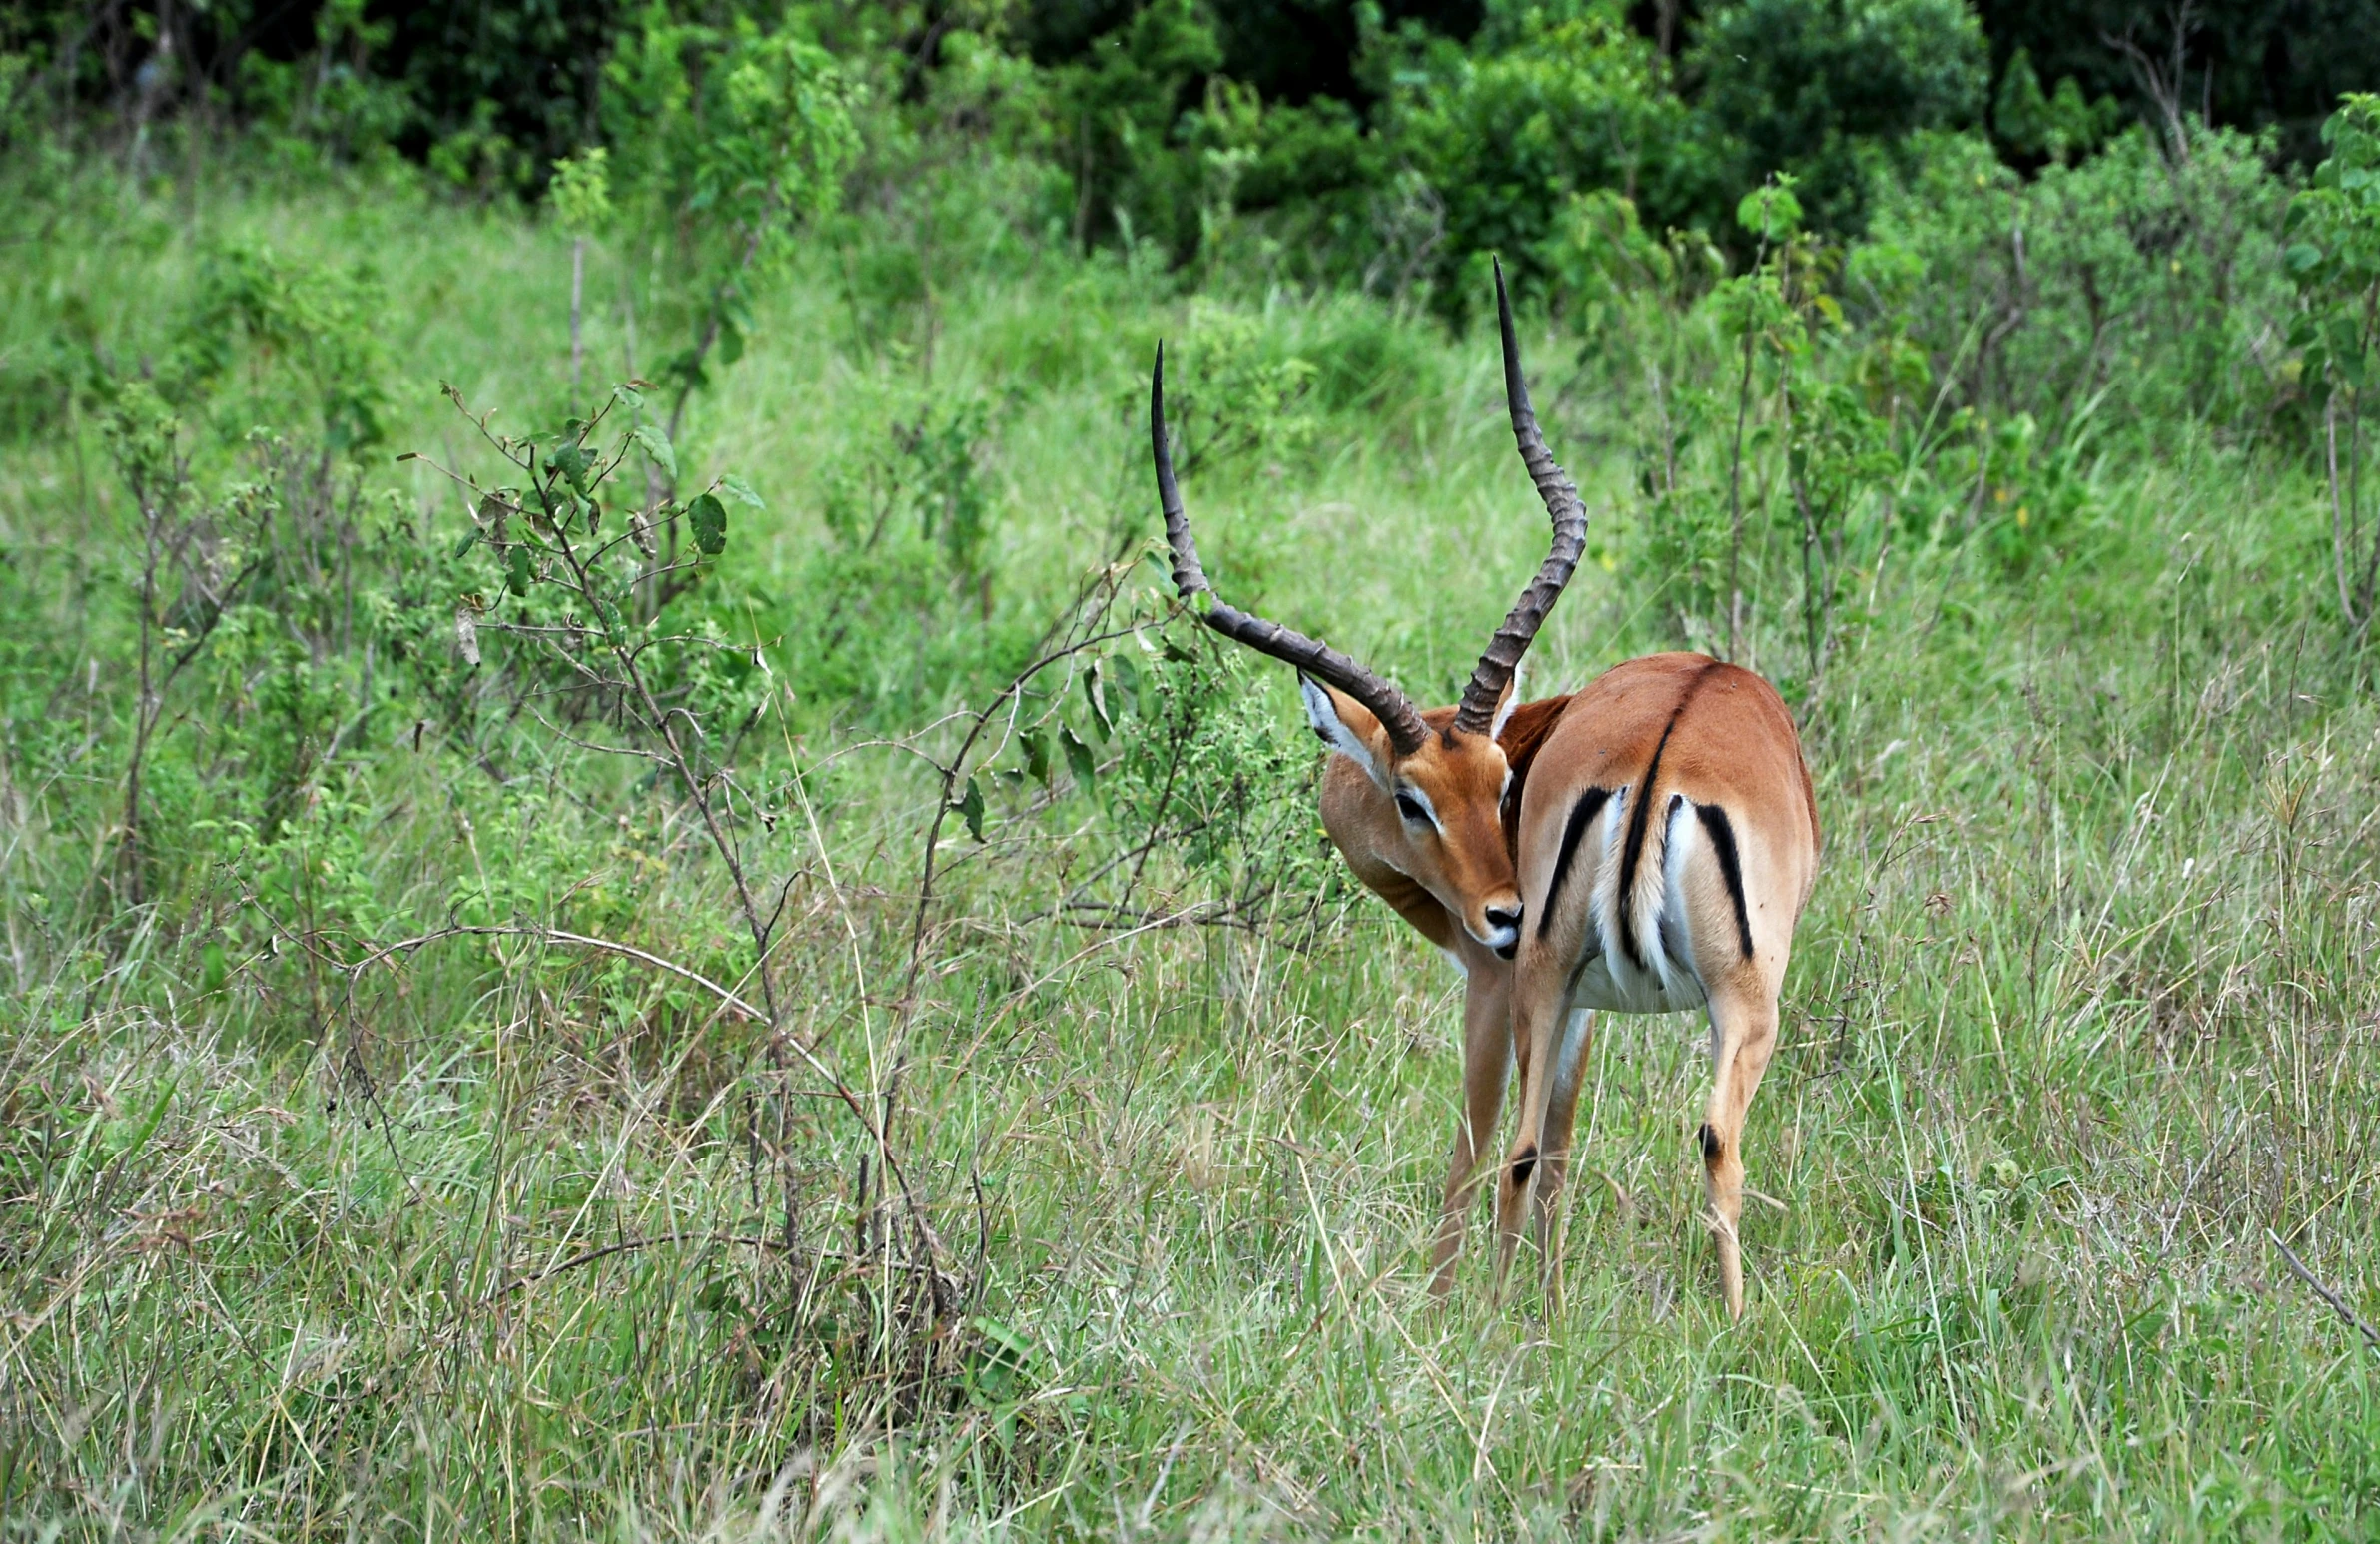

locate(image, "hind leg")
(1699, 981), (1780, 1319)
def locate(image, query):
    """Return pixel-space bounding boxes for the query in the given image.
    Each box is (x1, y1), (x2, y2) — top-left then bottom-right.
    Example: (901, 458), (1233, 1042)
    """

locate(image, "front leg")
(1530, 1004), (1594, 1313)
(1494, 953), (1568, 1295)
(1429, 950), (1511, 1297)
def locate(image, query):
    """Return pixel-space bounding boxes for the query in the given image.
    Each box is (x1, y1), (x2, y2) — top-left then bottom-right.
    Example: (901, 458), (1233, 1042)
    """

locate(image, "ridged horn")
(1152, 343), (1430, 757)
(1452, 258), (1588, 737)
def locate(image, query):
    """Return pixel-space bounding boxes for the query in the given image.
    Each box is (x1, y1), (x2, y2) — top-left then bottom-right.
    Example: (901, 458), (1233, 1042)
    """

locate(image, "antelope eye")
(1394, 792), (1430, 825)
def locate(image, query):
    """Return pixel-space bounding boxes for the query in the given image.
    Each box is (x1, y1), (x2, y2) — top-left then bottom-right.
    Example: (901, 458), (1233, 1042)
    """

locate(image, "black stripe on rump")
(1696, 801), (1755, 962)
(1615, 662), (1722, 968)
(1537, 785), (1612, 939)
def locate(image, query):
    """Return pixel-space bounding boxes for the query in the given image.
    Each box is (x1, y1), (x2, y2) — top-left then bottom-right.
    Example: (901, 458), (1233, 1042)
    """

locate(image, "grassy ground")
(5, 166), (2380, 1540)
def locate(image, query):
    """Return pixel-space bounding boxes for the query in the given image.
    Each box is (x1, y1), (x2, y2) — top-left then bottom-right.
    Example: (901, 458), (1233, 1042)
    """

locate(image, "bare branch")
(2271, 1228), (2380, 1355)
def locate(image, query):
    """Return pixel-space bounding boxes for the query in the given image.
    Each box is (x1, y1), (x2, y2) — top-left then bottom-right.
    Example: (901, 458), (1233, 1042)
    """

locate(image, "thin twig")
(2269, 1227), (2380, 1354)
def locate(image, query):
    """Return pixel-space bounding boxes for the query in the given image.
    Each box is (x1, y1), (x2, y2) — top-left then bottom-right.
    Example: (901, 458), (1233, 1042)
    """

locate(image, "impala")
(1493, 649), (1818, 1319)
(1154, 265), (1820, 1318)
(1152, 263), (1585, 1294)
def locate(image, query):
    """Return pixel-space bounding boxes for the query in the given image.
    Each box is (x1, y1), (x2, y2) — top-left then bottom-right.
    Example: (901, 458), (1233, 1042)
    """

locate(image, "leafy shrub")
(2286, 92), (2380, 629)
(230, 0), (415, 174)
(1688, 0), (1988, 237)
(162, 240), (393, 453)
(1158, 301), (1319, 478)
(381, 0), (621, 193)
(1990, 46), (2124, 165)
(601, 9), (861, 438)
(1368, 6), (1700, 311)
(1859, 124), (2294, 442)
(1077, 630), (1342, 932)
(781, 400), (1033, 727)
(1041, 0), (1222, 258)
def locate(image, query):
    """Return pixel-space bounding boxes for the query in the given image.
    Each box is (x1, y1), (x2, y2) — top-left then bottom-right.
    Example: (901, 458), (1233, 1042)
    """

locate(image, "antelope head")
(1151, 260), (1587, 960)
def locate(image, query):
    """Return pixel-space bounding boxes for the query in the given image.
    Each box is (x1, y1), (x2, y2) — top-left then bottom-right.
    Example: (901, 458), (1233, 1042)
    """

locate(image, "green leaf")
(1083, 664), (1113, 739)
(970, 1315), (1033, 1371)
(956, 777), (985, 842)
(1108, 653), (1147, 717)
(1061, 724), (1096, 785)
(454, 529), (479, 558)
(112, 1078), (178, 1169)
(632, 424), (677, 483)
(506, 544), (533, 597)
(689, 492), (728, 556)
(550, 442), (593, 490)
(1021, 729), (1050, 786)
(718, 473), (766, 512)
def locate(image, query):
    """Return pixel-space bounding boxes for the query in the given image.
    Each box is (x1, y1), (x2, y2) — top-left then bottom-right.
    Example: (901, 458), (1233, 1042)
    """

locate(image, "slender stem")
(2353, 378), (2368, 621)
(1790, 395), (1822, 687)
(1727, 324), (1754, 662)
(124, 498), (159, 908)
(569, 236), (585, 413)
(546, 501), (774, 1026)
(2357, 301), (2380, 625)
(2329, 391), (2356, 625)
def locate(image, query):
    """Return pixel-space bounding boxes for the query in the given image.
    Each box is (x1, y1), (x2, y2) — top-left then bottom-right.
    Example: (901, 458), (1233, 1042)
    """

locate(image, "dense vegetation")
(7, 0), (2380, 1537)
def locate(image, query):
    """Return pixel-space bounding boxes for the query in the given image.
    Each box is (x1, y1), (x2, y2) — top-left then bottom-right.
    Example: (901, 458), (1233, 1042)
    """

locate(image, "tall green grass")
(4, 163), (2378, 1540)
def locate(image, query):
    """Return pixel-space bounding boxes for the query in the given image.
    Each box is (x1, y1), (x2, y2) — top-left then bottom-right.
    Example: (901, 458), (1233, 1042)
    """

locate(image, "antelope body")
(1152, 266), (1817, 1317)
(1493, 651), (1818, 1317)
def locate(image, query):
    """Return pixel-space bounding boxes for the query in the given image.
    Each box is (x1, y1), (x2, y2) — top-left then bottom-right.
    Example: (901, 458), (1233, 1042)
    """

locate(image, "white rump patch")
(1571, 787), (1708, 1016)
(1653, 794), (1700, 997)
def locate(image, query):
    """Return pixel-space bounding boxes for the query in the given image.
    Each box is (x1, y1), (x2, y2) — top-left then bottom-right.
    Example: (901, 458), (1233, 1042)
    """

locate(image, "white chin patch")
(1300, 676), (1380, 783)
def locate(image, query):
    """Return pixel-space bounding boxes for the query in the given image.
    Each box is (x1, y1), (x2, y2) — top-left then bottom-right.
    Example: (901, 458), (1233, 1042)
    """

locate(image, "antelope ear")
(1489, 667), (1523, 741)
(1301, 676), (1393, 790)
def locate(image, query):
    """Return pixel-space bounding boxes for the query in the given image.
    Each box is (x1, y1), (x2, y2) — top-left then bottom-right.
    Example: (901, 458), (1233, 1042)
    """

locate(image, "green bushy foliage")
(1860, 124), (2294, 441)
(1042, 0), (1222, 258)
(1369, 4), (1700, 311)
(163, 239), (393, 452)
(1990, 45), (2124, 164)
(1087, 632), (1342, 929)
(782, 400), (1038, 725)
(230, 0), (414, 174)
(600, 6), (861, 440)
(2286, 92), (2380, 628)
(1688, 0), (1988, 236)
(382, 0), (620, 192)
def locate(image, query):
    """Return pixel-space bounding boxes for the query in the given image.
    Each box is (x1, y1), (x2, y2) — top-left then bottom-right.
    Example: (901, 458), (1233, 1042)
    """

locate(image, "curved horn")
(1153, 344), (1430, 757)
(1453, 259), (1588, 737)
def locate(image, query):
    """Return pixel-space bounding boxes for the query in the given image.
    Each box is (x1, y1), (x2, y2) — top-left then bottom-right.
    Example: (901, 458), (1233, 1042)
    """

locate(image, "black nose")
(1486, 905), (1523, 932)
